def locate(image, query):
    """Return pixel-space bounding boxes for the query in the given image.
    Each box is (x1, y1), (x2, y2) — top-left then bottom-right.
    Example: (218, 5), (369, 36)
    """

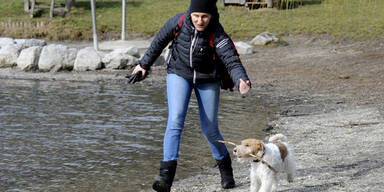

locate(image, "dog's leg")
(258, 169), (274, 192)
(250, 163), (260, 192)
(250, 178), (260, 192)
(271, 173), (278, 192)
(285, 154), (296, 183)
(259, 180), (273, 192)
(287, 173), (294, 183)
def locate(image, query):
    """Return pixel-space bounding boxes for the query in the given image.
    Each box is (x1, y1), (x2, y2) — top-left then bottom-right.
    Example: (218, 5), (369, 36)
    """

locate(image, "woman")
(132, 0), (251, 191)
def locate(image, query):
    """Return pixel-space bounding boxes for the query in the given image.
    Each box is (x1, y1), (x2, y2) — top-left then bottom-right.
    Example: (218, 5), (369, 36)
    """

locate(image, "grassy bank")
(0, 0), (383, 41)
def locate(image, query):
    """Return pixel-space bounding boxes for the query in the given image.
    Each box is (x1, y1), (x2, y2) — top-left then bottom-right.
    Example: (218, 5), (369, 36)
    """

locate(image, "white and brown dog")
(233, 134), (296, 192)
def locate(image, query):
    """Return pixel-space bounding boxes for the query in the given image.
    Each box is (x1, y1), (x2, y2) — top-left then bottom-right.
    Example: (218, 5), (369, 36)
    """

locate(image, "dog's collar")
(253, 158), (277, 172)
(252, 143), (277, 172)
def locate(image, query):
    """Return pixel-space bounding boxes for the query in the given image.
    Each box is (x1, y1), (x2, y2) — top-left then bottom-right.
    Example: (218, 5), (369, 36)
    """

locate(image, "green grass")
(219, 0), (384, 39)
(0, 0), (383, 41)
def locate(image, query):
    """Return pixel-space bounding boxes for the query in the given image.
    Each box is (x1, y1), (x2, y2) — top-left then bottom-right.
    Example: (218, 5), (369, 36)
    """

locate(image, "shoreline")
(1, 35), (384, 192)
(157, 35), (384, 192)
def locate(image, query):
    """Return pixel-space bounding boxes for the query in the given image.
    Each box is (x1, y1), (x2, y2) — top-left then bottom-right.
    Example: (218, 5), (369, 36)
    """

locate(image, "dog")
(233, 134), (296, 192)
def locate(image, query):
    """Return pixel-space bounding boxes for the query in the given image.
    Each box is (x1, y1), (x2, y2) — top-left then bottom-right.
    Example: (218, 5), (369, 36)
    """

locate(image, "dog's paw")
(287, 174), (294, 183)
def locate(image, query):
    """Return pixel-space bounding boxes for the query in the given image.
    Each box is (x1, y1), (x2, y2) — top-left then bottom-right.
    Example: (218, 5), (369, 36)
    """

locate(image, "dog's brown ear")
(251, 141), (263, 155)
(258, 142), (264, 154)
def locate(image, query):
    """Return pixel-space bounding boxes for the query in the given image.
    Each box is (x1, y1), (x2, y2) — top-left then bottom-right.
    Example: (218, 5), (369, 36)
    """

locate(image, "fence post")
(91, 0), (99, 50)
(30, 0), (35, 18)
(50, 0), (55, 18)
(24, 0), (30, 12)
(121, 0), (126, 40)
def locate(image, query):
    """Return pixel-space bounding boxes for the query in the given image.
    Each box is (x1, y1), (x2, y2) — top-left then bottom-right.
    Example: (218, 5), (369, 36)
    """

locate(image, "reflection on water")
(0, 79), (271, 192)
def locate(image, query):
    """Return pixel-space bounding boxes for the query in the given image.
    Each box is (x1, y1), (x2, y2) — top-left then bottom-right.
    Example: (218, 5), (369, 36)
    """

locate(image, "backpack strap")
(209, 32), (216, 60)
(165, 13), (186, 68)
(173, 13), (186, 37)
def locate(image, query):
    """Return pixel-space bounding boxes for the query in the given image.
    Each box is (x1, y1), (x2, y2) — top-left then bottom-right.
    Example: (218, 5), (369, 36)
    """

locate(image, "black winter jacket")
(140, 8), (250, 89)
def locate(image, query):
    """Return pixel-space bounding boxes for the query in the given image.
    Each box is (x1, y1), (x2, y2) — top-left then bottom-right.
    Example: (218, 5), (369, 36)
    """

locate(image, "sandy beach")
(167, 35), (384, 192)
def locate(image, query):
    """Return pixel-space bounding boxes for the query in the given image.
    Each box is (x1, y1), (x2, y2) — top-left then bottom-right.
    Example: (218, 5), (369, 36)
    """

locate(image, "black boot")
(216, 154), (235, 189)
(152, 160), (177, 192)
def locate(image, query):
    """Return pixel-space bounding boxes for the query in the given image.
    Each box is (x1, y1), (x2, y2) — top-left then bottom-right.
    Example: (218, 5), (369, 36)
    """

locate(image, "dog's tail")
(269, 134), (288, 142)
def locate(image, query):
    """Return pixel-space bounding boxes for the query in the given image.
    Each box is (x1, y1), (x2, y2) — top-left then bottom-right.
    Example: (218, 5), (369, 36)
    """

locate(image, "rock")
(102, 50), (138, 69)
(0, 38), (15, 48)
(234, 41), (254, 55)
(38, 44), (77, 72)
(15, 39), (47, 49)
(0, 44), (22, 68)
(17, 46), (43, 71)
(250, 32), (279, 45)
(112, 47), (141, 58)
(73, 47), (103, 71)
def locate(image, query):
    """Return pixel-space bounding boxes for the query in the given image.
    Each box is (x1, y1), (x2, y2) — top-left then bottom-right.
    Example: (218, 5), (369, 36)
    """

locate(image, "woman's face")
(190, 12), (212, 31)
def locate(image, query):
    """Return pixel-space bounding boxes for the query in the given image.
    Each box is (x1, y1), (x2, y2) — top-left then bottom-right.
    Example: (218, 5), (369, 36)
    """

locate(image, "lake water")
(0, 78), (270, 192)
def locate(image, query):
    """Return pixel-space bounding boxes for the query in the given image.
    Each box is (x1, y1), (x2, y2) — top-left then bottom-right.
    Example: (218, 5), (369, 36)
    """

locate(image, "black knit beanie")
(190, 0), (217, 14)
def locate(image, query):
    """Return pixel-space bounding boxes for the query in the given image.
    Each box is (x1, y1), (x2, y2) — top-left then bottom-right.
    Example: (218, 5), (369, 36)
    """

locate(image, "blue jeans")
(163, 74), (229, 161)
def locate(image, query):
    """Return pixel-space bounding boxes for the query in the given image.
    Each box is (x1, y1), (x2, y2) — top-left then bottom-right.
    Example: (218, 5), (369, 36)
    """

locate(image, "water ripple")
(0, 79), (270, 192)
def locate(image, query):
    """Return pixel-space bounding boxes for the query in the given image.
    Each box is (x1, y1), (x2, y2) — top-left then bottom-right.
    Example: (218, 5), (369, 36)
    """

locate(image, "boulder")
(250, 32), (279, 45)
(73, 47), (103, 71)
(138, 53), (165, 67)
(0, 38), (15, 48)
(17, 46), (43, 71)
(112, 47), (141, 58)
(15, 39), (47, 49)
(102, 50), (138, 69)
(234, 41), (254, 55)
(0, 44), (22, 68)
(38, 44), (77, 72)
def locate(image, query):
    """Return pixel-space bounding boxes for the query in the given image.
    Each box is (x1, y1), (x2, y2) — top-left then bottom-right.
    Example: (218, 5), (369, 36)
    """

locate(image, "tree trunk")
(24, 0), (30, 12)
(30, 0), (35, 18)
(50, 0), (55, 18)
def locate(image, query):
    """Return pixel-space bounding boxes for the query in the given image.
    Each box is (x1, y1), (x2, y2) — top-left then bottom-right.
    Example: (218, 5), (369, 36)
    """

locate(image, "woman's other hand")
(239, 79), (251, 95)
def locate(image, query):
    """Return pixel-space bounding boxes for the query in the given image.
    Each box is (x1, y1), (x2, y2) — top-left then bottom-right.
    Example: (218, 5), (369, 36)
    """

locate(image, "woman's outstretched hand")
(239, 78), (251, 95)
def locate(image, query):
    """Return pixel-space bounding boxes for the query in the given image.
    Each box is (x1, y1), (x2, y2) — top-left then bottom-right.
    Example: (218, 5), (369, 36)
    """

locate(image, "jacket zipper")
(190, 29), (198, 84)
